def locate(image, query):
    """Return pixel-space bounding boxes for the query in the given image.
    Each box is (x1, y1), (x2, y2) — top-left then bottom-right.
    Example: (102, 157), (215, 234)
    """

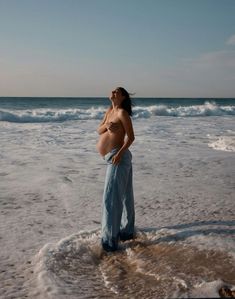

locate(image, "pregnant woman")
(96, 87), (135, 252)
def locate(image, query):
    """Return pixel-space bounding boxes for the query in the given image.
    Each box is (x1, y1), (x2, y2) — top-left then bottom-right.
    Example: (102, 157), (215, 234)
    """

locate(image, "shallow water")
(0, 102), (234, 298)
(31, 226), (235, 298)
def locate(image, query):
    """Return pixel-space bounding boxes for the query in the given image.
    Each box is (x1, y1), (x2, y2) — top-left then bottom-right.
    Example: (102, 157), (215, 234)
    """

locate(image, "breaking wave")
(31, 223), (235, 298)
(0, 102), (234, 123)
(133, 102), (235, 118)
(0, 107), (105, 123)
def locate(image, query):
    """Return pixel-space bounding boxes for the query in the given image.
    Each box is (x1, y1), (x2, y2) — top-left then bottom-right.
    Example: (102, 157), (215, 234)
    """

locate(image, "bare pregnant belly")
(96, 131), (123, 156)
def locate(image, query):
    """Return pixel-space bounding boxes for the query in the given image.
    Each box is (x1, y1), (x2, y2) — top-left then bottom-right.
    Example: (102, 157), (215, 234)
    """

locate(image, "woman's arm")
(97, 107), (111, 135)
(112, 109), (135, 164)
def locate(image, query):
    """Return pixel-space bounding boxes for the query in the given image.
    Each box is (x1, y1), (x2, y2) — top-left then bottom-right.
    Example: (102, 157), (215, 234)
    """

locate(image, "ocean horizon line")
(0, 96), (234, 100)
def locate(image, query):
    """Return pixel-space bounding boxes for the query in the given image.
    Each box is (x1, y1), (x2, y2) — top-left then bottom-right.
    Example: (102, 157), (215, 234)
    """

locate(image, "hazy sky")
(1, 0), (235, 97)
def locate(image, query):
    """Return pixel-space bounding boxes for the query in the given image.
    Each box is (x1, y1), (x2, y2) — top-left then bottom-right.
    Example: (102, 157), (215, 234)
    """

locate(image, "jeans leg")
(120, 165), (135, 240)
(101, 157), (129, 250)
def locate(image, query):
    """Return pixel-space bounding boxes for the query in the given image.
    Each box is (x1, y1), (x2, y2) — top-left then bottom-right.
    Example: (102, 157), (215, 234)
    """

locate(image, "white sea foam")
(178, 280), (229, 298)
(208, 135), (235, 152)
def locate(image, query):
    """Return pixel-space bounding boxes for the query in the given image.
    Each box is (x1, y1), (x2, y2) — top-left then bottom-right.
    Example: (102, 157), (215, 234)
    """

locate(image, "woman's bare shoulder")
(107, 106), (112, 112)
(118, 108), (130, 118)
(105, 106), (112, 116)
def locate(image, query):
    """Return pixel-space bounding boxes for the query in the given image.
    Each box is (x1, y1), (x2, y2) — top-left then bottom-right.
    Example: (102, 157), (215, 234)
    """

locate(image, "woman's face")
(110, 88), (124, 103)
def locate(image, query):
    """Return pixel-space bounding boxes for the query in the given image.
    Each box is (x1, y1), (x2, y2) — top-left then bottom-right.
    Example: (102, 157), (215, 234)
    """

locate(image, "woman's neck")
(112, 103), (120, 110)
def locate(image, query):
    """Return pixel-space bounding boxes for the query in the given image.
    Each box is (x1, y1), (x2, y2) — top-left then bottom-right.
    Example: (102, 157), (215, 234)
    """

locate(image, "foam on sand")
(31, 224), (235, 299)
(208, 135), (235, 152)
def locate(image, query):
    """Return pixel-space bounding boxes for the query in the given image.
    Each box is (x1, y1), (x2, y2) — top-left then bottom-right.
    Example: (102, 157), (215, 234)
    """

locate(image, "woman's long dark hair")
(118, 87), (133, 116)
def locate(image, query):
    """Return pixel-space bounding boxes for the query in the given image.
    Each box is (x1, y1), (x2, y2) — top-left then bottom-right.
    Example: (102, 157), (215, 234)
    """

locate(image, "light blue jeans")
(101, 148), (135, 251)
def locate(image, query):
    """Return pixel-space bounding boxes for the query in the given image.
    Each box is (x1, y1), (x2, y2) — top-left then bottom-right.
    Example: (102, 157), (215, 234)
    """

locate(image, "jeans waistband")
(104, 148), (131, 163)
(104, 148), (119, 161)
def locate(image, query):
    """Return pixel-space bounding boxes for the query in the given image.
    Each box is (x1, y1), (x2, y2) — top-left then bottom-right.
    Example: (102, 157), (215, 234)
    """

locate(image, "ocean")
(0, 97), (235, 122)
(0, 97), (235, 298)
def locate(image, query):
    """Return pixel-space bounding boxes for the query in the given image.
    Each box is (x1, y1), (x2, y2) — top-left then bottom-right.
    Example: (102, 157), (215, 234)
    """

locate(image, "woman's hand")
(106, 122), (119, 132)
(112, 152), (122, 165)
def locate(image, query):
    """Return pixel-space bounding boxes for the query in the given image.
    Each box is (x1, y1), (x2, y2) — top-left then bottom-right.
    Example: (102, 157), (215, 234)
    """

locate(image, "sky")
(0, 0), (235, 97)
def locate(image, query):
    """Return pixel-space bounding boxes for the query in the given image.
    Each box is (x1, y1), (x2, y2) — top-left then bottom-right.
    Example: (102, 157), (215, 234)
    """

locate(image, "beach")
(0, 98), (235, 298)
